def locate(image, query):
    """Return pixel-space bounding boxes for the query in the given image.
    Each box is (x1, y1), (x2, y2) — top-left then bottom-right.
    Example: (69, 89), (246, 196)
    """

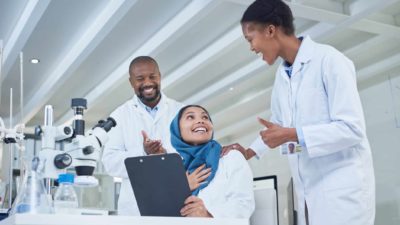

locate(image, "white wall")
(360, 75), (400, 225)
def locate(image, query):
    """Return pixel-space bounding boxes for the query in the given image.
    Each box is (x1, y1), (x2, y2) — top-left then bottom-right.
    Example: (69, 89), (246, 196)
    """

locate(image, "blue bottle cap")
(58, 173), (74, 184)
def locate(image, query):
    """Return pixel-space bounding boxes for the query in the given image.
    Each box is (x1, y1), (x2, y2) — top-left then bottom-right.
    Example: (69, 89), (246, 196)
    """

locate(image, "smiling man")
(129, 57), (162, 108)
(101, 56), (184, 215)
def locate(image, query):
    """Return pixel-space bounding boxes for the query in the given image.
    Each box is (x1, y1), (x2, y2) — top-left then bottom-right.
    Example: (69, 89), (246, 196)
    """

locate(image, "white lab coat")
(102, 93), (183, 215)
(250, 36), (375, 225)
(198, 150), (255, 218)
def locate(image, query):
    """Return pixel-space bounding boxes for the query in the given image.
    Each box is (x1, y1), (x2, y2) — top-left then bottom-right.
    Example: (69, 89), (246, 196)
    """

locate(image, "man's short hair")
(129, 56), (160, 74)
(241, 0), (295, 35)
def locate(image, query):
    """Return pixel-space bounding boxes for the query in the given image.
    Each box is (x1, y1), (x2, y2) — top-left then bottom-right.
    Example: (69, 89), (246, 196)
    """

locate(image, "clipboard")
(124, 153), (191, 217)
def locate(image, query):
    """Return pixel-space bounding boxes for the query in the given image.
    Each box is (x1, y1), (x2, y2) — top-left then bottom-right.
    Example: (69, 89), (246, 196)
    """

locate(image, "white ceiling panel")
(0, 0), (28, 41)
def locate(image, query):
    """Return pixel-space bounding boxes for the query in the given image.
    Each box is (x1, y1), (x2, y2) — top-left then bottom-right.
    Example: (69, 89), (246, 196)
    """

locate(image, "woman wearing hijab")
(170, 105), (255, 218)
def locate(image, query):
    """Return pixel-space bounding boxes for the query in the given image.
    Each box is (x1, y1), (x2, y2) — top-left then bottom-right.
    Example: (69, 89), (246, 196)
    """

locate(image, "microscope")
(37, 98), (116, 187)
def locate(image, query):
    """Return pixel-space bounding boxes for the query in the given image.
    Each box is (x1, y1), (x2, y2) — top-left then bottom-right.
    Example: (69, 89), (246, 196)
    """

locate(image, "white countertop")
(0, 214), (249, 225)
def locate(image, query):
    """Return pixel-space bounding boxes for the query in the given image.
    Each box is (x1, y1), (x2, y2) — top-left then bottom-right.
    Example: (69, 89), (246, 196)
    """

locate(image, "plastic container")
(53, 174), (79, 214)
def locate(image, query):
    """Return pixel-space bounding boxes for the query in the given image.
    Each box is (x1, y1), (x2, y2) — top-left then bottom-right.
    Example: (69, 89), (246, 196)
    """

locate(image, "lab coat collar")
(282, 35), (315, 79)
(131, 92), (169, 122)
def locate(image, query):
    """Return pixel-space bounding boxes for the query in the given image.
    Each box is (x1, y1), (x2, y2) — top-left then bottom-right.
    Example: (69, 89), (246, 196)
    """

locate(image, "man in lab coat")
(102, 56), (184, 215)
(222, 0), (375, 225)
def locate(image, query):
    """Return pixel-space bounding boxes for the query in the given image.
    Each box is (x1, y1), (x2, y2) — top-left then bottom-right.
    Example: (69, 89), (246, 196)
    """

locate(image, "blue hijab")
(170, 106), (221, 196)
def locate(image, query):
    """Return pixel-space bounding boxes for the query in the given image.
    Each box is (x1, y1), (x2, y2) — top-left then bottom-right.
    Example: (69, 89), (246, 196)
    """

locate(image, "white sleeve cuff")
(249, 135), (268, 159)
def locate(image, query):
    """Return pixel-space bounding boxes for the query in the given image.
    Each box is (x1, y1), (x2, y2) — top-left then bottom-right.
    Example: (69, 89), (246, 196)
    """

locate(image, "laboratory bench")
(0, 214), (249, 225)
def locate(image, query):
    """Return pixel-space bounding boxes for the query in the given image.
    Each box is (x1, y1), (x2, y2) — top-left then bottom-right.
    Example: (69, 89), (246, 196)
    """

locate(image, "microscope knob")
(34, 126), (42, 136)
(83, 146), (95, 155)
(54, 153), (72, 169)
(63, 126), (72, 135)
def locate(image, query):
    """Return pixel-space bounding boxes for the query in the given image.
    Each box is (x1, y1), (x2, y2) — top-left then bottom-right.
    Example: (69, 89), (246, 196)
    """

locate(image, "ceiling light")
(229, 87), (234, 91)
(30, 58), (40, 64)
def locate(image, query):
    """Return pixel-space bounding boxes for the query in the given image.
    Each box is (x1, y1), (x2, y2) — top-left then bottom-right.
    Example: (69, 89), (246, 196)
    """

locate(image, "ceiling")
(1, 0), (400, 144)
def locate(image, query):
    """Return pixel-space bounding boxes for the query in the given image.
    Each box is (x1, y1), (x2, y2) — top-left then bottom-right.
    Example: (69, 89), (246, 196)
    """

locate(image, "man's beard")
(138, 84), (161, 103)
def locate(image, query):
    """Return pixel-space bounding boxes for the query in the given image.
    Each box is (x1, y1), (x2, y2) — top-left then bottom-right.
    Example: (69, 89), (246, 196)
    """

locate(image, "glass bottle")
(53, 173), (79, 214)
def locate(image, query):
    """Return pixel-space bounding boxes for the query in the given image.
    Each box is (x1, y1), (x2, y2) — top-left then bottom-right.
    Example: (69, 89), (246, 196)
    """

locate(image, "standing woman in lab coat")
(222, 0), (375, 224)
(170, 105), (255, 218)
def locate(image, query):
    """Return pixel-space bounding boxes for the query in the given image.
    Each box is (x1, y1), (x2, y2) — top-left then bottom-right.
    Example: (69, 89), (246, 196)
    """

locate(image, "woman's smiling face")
(179, 106), (213, 146)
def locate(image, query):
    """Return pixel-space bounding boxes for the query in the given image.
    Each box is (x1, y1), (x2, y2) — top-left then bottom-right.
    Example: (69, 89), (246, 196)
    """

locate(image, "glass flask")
(10, 157), (53, 214)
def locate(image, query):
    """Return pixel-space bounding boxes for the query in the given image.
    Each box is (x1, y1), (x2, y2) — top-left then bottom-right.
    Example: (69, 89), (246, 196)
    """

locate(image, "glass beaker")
(10, 157), (53, 214)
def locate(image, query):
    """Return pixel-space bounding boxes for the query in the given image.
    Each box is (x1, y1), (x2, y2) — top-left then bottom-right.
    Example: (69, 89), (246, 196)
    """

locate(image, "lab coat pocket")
(320, 151), (363, 191)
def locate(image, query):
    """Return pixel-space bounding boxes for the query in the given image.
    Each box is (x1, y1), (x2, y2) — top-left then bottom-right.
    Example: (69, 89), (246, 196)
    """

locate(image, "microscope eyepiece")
(103, 117), (117, 132)
(71, 98), (87, 111)
(71, 98), (87, 136)
(93, 117), (117, 132)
